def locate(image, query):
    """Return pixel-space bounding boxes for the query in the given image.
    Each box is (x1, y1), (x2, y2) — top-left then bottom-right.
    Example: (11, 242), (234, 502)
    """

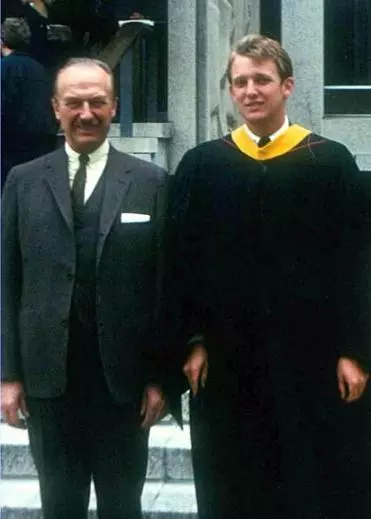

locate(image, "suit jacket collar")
(44, 148), (73, 233)
(44, 146), (134, 267)
(96, 146), (133, 266)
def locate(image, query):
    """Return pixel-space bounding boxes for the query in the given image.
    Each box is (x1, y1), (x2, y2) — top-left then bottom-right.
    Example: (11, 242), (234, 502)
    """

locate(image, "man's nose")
(245, 80), (258, 96)
(79, 102), (94, 119)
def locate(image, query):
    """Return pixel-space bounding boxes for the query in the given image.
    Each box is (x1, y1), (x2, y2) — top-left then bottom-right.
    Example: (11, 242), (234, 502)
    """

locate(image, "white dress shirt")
(244, 115), (290, 144)
(66, 140), (109, 203)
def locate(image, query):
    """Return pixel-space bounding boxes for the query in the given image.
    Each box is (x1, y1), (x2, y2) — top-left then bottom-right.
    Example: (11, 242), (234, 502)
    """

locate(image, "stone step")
(109, 136), (159, 154)
(106, 122), (174, 168)
(109, 123), (173, 139)
(132, 123), (174, 139)
(108, 135), (167, 167)
(0, 479), (197, 518)
(0, 423), (194, 481)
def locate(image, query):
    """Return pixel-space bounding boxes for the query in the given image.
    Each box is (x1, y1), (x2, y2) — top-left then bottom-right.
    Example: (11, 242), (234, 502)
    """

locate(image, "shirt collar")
(65, 139), (110, 165)
(244, 116), (289, 144)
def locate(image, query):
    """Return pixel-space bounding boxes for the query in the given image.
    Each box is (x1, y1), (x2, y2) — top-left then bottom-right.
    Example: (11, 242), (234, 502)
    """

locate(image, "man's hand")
(140, 384), (167, 429)
(183, 344), (208, 396)
(1, 382), (29, 428)
(129, 12), (145, 20)
(24, 0), (49, 18)
(337, 357), (369, 403)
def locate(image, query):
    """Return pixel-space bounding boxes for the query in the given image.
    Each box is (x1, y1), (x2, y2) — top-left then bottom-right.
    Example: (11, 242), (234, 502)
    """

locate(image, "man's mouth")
(246, 102), (263, 109)
(76, 126), (98, 134)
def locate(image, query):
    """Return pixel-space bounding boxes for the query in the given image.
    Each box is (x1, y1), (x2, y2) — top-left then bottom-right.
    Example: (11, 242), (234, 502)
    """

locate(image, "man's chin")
(244, 111), (265, 122)
(69, 136), (105, 154)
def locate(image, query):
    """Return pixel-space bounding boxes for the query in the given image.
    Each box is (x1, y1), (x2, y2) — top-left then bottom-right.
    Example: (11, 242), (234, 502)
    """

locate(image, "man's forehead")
(231, 55), (279, 75)
(59, 84), (110, 97)
(56, 65), (112, 96)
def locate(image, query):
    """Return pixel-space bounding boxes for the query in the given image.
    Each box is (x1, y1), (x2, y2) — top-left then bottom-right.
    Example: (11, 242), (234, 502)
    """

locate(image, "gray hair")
(53, 58), (115, 97)
(1, 18), (31, 51)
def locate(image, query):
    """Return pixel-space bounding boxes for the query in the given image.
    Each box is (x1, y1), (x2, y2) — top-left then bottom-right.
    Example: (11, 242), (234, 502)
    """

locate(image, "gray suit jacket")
(1, 145), (168, 404)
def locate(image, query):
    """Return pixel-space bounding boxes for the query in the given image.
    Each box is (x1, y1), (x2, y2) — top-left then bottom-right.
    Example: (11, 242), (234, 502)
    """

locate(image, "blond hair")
(227, 34), (293, 83)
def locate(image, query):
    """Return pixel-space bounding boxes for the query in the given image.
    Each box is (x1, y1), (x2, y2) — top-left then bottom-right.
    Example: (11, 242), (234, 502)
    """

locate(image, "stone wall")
(281, 0), (324, 134)
(167, 0), (258, 173)
(282, 0), (371, 170)
(167, 1), (198, 173)
(198, 0), (259, 142)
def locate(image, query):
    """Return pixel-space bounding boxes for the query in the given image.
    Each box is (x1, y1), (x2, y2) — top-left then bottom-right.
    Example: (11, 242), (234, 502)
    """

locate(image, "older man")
(1, 57), (167, 518)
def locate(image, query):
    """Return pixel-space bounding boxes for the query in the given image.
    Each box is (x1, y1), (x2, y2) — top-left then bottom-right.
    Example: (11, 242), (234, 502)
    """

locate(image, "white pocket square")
(120, 213), (151, 223)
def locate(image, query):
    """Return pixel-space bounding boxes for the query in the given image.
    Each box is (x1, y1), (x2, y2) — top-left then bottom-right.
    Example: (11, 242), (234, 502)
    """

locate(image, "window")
(324, 0), (371, 115)
(260, 0), (281, 42)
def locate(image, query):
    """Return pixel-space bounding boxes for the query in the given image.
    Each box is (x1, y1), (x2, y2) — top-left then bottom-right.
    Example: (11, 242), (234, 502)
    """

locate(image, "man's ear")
(111, 96), (118, 118)
(283, 77), (294, 99)
(229, 82), (236, 103)
(52, 97), (60, 121)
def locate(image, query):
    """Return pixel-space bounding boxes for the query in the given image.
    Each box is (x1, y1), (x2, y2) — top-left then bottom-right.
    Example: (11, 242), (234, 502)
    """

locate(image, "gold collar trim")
(231, 124), (312, 160)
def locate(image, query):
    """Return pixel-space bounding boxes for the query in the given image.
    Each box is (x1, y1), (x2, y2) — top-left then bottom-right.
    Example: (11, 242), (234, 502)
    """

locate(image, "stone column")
(167, 0), (258, 172)
(281, 0), (324, 133)
(167, 1), (198, 173)
(196, 0), (259, 143)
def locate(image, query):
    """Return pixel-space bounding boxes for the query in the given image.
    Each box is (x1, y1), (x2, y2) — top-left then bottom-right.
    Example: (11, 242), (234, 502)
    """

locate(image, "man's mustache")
(75, 122), (100, 129)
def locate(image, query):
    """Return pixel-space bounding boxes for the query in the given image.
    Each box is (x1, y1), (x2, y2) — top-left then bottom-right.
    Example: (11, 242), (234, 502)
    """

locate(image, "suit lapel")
(96, 147), (133, 267)
(44, 149), (74, 234)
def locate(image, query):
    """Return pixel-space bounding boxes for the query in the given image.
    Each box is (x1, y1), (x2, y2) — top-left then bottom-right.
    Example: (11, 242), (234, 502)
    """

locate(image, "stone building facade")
(167, 0), (370, 173)
(167, 0), (259, 172)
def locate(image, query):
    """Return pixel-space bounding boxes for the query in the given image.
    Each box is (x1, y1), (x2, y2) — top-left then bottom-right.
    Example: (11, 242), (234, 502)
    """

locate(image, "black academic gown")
(165, 126), (371, 519)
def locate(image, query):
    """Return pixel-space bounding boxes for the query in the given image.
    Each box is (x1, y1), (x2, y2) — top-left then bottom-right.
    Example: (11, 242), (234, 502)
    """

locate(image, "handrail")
(324, 85), (371, 90)
(96, 19), (154, 70)
(93, 19), (155, 136)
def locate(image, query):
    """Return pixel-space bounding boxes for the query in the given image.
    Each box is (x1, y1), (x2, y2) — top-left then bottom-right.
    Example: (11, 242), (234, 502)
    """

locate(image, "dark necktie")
(257, 136), (271, 148)
(72, 154), (89, 215)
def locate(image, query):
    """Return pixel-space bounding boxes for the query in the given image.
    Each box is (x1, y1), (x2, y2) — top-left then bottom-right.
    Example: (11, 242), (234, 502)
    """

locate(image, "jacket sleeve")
(1, 170), (24, 382)
(156, 149), (210, 371)
(336, 146), (371, 371)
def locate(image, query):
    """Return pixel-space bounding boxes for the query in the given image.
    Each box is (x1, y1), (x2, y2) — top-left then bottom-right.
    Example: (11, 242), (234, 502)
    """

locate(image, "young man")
(1, 58), (167, 518)
(166, 35), (371, 519)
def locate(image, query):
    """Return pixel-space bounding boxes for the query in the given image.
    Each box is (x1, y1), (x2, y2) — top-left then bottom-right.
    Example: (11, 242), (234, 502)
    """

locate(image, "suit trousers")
(26, 320), (149, 519)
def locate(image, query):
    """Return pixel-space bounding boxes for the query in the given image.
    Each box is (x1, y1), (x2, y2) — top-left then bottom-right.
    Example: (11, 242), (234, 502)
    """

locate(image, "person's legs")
(190, 390), (252, 519)
(310, 384), (371, 519)
(282, 299), (371, 519)
(86, 396), (149, 519)
(27, 395), (91, 519)
(190, 382), (289, 519)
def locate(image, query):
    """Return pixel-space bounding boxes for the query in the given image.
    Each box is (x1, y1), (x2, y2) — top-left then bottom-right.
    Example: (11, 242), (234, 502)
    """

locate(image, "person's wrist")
(187, 334), (204, 347)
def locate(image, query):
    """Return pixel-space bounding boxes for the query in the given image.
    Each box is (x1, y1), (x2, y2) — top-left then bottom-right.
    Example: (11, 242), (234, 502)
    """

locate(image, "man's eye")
(255, 77), (270, 85)
(66, 101), (81, 109)
(234, 79), (247, 87)
(90, 100), (106, 108)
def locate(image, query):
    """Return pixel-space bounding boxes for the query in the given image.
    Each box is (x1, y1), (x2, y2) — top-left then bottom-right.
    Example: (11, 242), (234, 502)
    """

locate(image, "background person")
(1, 17), (57, 189)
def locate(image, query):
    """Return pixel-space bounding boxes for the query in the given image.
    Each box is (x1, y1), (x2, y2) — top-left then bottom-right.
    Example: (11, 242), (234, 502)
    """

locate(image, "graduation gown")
(165, 126), (371, 519)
